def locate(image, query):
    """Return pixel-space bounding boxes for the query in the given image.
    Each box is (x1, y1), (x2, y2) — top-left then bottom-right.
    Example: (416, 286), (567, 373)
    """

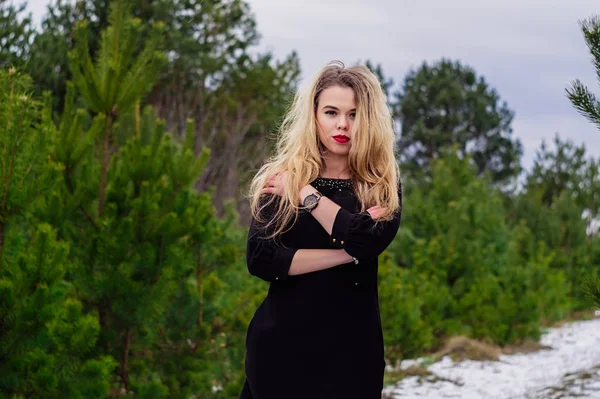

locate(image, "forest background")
(1, 0), (599, 397)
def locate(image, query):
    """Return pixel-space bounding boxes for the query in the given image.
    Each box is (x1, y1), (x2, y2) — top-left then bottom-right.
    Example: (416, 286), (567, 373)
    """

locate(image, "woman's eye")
(325, 110), (355, 118)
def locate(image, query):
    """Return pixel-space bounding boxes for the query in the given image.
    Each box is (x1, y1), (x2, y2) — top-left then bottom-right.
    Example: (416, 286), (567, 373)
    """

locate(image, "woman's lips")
(333, 136), (349, 143)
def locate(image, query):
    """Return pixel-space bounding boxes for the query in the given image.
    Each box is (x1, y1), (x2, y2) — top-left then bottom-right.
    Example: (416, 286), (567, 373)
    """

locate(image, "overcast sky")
(24, 0), (600, 173)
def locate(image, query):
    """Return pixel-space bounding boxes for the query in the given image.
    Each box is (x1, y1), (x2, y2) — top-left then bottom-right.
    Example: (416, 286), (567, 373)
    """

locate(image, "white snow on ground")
(384, 316), (600, 399)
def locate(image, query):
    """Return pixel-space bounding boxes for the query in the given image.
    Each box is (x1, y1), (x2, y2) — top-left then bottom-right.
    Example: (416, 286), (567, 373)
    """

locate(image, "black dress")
(240, 177), (402, 399)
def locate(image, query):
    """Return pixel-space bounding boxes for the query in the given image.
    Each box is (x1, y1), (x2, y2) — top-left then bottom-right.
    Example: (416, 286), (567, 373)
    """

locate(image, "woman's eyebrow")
(322, 105), (357, 111)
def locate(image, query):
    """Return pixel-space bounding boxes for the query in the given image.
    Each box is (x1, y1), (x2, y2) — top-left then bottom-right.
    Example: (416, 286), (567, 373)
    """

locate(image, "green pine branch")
(566, 16), (600, 127)
(67, 0), (167, 116)
(566, 80), (600, 129)
(582, 275), (600, 310)
(566, 14), (600, 315)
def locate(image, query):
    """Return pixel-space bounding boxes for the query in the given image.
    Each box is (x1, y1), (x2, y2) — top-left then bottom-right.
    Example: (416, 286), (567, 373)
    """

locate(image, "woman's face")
(315, 85), (356, 156)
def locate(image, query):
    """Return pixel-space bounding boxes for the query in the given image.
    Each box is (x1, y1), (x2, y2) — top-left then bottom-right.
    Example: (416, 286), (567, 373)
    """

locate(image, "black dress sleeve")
(246, 195), (299, 282)
(330, 180), (403, 260)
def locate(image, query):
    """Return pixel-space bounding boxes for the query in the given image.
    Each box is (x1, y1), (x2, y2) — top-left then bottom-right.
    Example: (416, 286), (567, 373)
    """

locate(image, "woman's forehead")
(318, 86), (356, 109)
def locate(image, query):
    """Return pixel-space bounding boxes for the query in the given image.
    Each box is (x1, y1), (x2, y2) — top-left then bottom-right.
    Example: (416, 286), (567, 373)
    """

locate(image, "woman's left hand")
(367, 205), (386, 220)
(261, 171), (288, 197)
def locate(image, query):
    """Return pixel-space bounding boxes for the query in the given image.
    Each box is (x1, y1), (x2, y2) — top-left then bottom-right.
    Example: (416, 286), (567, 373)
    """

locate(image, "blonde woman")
(239, 61), (403, 399)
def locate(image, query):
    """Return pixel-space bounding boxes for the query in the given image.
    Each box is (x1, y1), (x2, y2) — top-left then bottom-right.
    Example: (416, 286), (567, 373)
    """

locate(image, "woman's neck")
(320, 159), (351, 179)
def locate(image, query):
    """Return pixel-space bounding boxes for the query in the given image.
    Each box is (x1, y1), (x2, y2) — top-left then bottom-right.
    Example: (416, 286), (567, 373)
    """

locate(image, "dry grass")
(531, 363), (600, 398)
(383, 364), (431, 385)
(501, 339), (552, 355)
(546, 308), (596, 328)
(432, 335), (501, 362)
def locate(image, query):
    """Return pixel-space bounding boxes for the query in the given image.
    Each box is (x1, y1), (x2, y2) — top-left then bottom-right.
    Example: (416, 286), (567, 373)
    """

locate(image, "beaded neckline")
(311, 176), (353, 191)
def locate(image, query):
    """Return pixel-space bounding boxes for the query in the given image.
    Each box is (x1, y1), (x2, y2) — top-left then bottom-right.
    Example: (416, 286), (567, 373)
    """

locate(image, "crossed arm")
(246, 183), (402, 282)
(288, 184), (352, 276)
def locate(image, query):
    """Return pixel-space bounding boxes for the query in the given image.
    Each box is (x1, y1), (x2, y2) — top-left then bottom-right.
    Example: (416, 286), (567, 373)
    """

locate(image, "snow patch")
(385, 317), (600, 399)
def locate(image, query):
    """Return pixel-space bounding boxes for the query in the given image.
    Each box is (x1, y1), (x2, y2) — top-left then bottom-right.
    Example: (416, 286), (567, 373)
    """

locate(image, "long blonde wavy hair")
(246, 60), (401, 240)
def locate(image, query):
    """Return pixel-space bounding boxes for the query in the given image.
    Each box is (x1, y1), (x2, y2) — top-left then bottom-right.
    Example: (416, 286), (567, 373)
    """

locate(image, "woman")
(239, 61), (402, 399)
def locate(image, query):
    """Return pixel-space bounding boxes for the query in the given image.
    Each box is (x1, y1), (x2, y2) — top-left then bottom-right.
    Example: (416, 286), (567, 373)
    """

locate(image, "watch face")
(304, 195), (318, 208)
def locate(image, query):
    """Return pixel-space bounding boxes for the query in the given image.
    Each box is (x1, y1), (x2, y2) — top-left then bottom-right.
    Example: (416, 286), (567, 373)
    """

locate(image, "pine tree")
(0, 68), (115, 398)
(40, 0), (240, 395)
(394, 59), (523, 186)
(0, 1), (33, 69)
(566, 15), (600, 312)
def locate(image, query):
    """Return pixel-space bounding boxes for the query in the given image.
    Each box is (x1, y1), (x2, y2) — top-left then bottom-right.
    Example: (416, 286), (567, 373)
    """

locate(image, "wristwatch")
(303, 191), (323, 213)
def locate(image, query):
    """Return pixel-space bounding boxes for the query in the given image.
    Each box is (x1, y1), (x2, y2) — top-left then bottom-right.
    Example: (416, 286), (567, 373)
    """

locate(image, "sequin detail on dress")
(311, 177), (353, 191)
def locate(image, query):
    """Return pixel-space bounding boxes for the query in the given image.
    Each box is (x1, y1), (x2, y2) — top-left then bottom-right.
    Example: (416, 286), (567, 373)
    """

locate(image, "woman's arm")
(298, 184), (388, 235)
(288, 249), (353, 276)
(247, 193), (354, 282)
(299, 181), (403, 260)
(299, 184), (340, 235)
